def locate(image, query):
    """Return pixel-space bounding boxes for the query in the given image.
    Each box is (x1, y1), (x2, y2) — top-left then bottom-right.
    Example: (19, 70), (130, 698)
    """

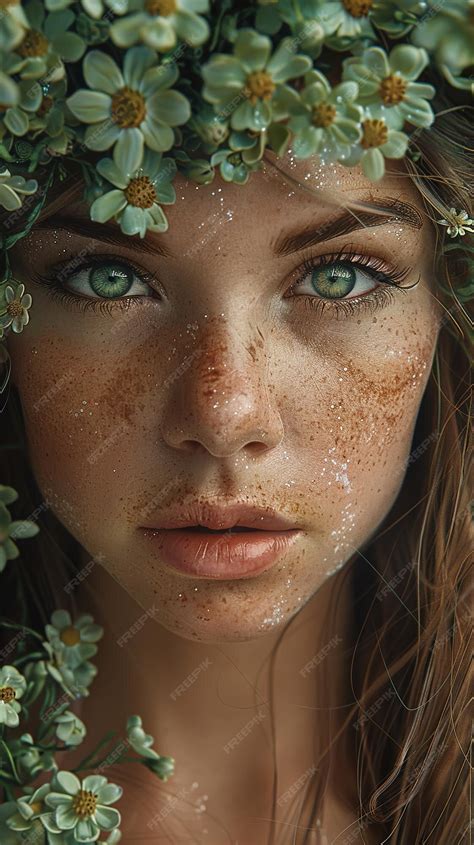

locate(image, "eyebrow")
(34, 215), (173, 257)
(272, 196), (423, 257)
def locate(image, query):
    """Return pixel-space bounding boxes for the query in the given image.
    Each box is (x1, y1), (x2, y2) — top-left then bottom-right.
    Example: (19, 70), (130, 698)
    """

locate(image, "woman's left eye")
(285, 250), (414, 318)
(292, 260), (378, 300)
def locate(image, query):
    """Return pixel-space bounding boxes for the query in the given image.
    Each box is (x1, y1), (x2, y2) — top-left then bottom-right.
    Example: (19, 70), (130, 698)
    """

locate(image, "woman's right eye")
(56, 258), (156, 301)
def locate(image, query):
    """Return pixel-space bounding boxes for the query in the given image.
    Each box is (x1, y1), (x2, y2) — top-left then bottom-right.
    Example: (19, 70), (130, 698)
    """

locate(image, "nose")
(160, 318), (284, 458)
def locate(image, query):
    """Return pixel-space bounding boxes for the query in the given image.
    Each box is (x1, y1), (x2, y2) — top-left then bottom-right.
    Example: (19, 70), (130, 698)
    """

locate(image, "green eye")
(310, 262), (356, 299)
(89, 263), (135, 299)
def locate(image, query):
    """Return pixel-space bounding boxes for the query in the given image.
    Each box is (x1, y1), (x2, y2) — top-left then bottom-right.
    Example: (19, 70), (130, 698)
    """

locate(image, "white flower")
(91, 146), (177, 238)
(0, 665), (27, 727)
(437, 208), (474, 238)
(0, 168), (38, 211)
(66, 45), (191, 164)
(0, 282), (32, 334)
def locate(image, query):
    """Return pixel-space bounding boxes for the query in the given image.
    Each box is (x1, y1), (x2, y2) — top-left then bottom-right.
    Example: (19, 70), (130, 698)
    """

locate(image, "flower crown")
(1, 1), (473, 253)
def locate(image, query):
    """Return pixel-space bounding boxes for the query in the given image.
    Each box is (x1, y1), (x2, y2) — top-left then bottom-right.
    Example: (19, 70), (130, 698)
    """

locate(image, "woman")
(0, 4), (472, 844)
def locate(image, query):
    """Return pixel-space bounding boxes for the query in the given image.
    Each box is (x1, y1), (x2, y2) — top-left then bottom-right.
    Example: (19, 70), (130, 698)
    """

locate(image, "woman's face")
(8, 152), (441, 642)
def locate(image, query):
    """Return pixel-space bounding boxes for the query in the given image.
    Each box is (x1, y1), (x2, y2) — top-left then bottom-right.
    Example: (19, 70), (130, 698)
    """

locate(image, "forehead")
(42, 148), (427, 255)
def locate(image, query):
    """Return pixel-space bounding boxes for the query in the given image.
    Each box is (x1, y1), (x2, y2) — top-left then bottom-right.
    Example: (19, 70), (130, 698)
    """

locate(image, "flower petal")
(380, 130), (409, 158)
(56, 770), (81, 795)
(84, 119), (120, 151)
(55, 803), (78, 829)
(113, 128), (144, 175)
(234, 27), (271, 72)
(94, 805), (121, 830)
(90, 189), (127, 223)
(147, 89), (190, 126)
(123, 45), (157, 89)
(83, 49), (124, 94)
(96, 784), (123, 805)
(361, 147), (385, 181)
(66, 90), (111, 123)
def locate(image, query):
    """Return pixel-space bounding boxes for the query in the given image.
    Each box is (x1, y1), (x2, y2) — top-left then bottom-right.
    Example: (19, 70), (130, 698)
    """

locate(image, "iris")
(310, 261), (356, 299)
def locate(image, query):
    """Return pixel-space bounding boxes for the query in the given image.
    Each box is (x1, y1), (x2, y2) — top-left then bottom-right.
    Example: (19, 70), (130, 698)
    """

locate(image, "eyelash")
(31, 257), (159, 315)
(32, 247), (418, 318)
(285, 244), (417, 319)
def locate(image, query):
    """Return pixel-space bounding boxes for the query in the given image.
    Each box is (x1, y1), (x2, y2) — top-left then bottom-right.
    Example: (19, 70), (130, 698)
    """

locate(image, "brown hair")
(0, 94), (472, 844)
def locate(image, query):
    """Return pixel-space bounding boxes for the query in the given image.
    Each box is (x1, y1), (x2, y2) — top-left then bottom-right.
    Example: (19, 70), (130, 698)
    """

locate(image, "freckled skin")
(7, 154), (441, 644)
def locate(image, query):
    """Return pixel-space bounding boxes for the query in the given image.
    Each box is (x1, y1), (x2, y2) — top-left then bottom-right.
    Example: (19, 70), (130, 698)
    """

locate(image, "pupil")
(311, 262), (356, 299)
(89, 263), (134, 298)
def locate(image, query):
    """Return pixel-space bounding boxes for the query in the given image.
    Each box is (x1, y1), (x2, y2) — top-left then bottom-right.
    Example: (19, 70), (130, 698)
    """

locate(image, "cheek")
(278, 302), (438, 549)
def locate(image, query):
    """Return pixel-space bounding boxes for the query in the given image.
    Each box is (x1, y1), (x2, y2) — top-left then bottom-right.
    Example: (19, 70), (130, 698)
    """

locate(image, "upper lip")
(140, 501), (301, 531)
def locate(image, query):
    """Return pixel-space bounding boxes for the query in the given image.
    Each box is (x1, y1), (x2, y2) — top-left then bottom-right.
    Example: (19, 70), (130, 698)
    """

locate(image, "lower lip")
(140, 528), (301, 579)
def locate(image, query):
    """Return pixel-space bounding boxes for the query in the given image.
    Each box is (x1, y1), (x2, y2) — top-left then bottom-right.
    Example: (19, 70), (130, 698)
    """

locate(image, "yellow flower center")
(244, 71), (275, 105)
(342, 0), (373, 17)
(29, 801), (43, 815)
(17, 29), (49, 58)
(312, 102), (337, 128)
(144, 0), (176, 14)
(111, 87), (146, 129)
(60, 625), (81, 646)
(0, 686), (16, 703)
(6, 299), (23, 318)
(379, 74), (407, 105)
(360, 118), (388, 148)
(124, 175), (157, 208)
(72, 789), (97, 818)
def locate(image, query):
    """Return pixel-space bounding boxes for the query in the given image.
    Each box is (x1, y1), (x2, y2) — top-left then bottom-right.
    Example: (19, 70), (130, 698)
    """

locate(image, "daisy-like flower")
(0, 77), (44, 137)
(0, 665), (27, 727)
(201, 27), (312, 133)
(342, 45), (435, 130)
(126, 715), (175, 780)
(0, 168), (38, 209)
(66, 46), (190, 165)
(340, 111), (409, 180)
(210, 128), (268, 184)
(110, 0), (210, 51)
(411, 0), (474, 91)
(0, 497), (39, 571)
(45, 609), (103, 670)
(90, 145), (177, 238)
(42, 771), (122, 843)
(43, 641), (98, 697)
(0, 0), (29, 51)
(12, 1), (86, 82)
(437, 208), (474, 238)
(0, 282), (33, 334)
(54, 709), (87, 746)
(284, 68), (362, 161)
(9, 732), (55, 781)
(314, 0), (376, 40)
(6, 783), (52, 835)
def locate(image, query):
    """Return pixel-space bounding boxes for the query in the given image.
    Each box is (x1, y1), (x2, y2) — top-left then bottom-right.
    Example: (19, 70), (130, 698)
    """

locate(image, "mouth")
(140, 524), (302, 580)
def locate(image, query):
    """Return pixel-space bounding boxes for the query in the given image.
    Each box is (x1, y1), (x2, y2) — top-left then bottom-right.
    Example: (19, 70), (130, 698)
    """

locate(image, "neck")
(69, 551), (358, 838)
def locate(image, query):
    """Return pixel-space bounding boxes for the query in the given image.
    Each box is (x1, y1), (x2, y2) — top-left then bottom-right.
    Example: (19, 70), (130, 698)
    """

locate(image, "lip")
(140, 501), (300, 532)
(140, 527), (302, 580)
